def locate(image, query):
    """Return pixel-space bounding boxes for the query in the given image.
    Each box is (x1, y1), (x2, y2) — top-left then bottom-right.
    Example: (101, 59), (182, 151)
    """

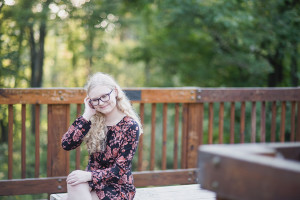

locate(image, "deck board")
(135, 184), (216, 200)
(50, 184), (216, 200)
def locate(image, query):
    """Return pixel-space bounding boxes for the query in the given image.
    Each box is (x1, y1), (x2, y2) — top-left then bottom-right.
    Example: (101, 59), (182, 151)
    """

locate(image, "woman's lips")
(99, 104), (109, 109)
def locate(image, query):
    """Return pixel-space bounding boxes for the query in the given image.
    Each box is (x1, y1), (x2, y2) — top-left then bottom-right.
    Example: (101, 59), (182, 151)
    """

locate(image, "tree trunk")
(267, 63), (284, 87)
(30, 23), (46, 88)
(290, 42), (298, 86)
(14, 26), (25, 87)
(0, 118), (8, 144)
(267, 44), (285, 87)
(86, 28), (95, 76)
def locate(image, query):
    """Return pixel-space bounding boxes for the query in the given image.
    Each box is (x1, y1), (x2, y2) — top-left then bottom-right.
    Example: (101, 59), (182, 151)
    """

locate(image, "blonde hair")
(83, 72), (143, 154)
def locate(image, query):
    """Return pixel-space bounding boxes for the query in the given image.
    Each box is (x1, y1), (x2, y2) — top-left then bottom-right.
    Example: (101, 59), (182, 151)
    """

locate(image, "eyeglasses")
(89, 90), (113, 106)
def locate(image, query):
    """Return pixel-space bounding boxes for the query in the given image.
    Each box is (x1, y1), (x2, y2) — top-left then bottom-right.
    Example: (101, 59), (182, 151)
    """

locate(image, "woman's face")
(88, 85), (117, 115)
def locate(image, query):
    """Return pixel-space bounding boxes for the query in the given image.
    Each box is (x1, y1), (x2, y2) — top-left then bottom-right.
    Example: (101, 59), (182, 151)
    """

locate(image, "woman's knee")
(67, 182), (91, 200)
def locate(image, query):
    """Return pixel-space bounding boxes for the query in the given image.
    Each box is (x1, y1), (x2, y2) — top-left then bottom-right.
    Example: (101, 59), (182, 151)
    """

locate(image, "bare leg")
(66, 182), (93, 200)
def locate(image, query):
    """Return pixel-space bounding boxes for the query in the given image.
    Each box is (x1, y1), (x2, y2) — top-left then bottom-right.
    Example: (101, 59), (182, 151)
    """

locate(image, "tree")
(28, 0), (52, 88)
(251, 0), (300, 86)
(125, 0), (300, 87)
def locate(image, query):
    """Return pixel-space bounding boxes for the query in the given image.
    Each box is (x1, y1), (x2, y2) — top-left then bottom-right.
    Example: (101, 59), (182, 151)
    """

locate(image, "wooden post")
(35, 104), (40, 178)
(297, 102), (300, 141)
(47, 104), (70, 177)
(181, 104), (188, 169)
(8, 104), (13, 179)
(150, 103), (156, 171)
(184, 103), (203, 168)
(208, 103), (214, 144)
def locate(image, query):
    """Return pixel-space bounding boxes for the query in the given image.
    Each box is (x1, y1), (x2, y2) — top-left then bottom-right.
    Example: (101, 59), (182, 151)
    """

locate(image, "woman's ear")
(114, 88), (119, 99)
(115, 88), (123, 101)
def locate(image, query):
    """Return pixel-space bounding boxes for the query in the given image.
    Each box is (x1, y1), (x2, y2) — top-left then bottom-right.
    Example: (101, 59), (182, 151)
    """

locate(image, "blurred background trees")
(0, 0), (299, 88)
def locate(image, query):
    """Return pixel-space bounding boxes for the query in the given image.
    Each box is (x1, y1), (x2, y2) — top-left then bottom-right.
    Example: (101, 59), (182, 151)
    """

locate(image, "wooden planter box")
(198, 143), (300, 200)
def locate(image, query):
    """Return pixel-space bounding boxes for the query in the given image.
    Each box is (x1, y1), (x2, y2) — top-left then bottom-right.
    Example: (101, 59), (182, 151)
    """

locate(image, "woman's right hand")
(82, 97), (96, 121)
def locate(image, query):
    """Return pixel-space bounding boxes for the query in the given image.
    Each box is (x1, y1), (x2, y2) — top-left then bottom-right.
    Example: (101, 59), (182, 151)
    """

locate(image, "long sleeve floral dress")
(61, 115), (140, 200)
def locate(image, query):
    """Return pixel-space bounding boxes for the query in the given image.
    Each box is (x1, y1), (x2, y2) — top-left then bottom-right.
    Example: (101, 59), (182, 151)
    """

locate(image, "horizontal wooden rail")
(0, 87), (200, 104)
(1, 87), (300, 104)
(198, 87), (300, 102)
(2, 87), (299, 104)
(0, 169), (198, 196)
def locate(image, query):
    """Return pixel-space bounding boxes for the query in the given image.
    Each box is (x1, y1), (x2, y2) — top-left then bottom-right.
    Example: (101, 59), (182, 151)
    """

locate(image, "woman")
(61, 72), (142, 200)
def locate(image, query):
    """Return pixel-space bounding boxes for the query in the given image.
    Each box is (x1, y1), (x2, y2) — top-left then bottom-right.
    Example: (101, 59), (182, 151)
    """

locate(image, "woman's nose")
(98, 100), (105, 105)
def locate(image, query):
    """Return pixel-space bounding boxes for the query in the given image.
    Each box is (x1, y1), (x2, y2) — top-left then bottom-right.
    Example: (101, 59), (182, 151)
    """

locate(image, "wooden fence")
(0, 87), (299, 197)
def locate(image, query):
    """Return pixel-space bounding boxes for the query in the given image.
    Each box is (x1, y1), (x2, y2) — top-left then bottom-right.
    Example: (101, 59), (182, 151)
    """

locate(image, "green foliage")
(127, 0), (300, 87)
(1, 0), (299, 88)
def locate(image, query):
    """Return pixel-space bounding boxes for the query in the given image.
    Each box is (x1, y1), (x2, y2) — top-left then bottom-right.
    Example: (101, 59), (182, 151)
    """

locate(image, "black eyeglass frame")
(89, 90), (114, 106)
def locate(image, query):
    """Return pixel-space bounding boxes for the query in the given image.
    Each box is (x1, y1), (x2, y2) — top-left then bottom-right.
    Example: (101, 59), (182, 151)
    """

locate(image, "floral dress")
(61, 116), (140, 200)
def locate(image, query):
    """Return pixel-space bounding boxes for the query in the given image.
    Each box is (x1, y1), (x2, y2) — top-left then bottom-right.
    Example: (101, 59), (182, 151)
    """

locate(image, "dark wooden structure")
(0, 87), (299, 197)
(198, 143), (300, 200)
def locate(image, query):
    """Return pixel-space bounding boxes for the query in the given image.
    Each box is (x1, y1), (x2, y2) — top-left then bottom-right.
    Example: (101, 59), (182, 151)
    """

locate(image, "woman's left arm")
(88, 122), (139, 189)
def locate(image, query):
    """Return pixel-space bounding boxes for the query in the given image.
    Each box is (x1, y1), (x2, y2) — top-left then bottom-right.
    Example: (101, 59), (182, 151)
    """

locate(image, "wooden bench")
(50, 184), (216, 200)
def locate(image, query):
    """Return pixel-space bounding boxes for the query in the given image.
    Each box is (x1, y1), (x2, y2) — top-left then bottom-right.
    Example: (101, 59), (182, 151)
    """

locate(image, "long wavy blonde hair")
(83, 72), (143, 154)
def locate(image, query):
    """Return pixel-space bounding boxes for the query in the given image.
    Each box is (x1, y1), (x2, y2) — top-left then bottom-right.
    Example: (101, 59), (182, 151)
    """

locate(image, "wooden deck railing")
(0, 87), (299, 197)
